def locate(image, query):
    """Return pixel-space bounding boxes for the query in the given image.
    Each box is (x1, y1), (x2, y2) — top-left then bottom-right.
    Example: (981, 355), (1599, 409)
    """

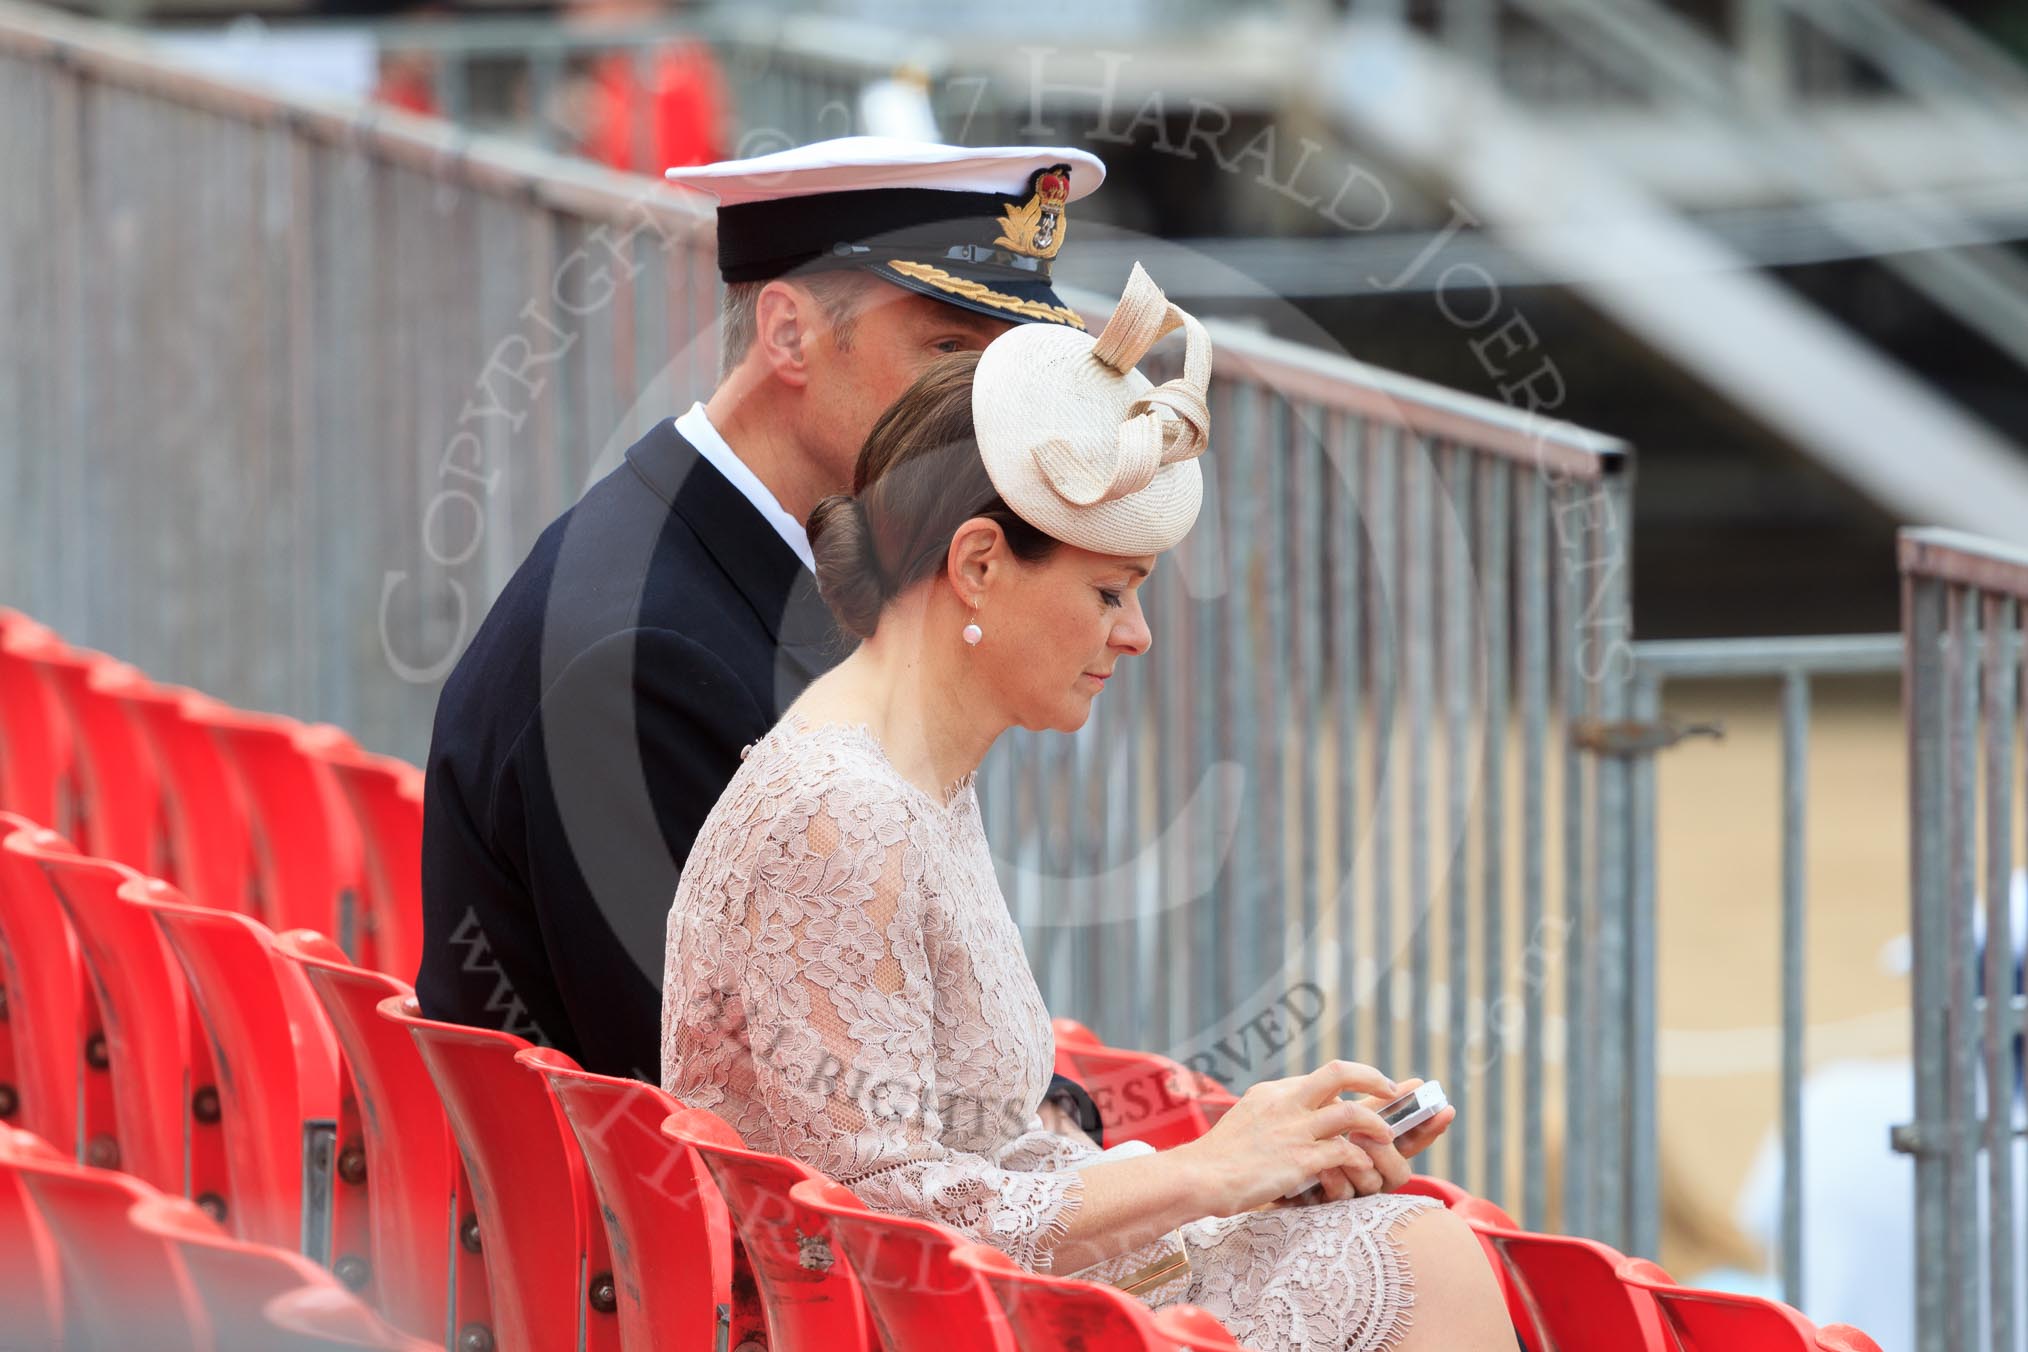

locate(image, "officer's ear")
(753, 280), (813, 388)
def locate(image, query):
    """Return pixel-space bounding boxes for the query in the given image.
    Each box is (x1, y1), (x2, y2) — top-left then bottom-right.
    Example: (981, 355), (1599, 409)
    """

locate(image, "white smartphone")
(1377, 1080), (1447, 1140)
(1281, 1081), (1450, 1200)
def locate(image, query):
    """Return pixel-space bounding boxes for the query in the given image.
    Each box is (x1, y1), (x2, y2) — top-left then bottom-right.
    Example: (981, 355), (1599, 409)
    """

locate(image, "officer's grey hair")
(718, 272), (877, 381)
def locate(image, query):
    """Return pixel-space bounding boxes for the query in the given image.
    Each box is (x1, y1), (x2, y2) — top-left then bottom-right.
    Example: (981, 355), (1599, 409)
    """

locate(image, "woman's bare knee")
(1388, 1205), (1514, 1352)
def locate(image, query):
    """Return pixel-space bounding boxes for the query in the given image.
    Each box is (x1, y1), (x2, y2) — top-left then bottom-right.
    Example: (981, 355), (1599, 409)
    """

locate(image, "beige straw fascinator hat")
(973, 262), (1212, 555)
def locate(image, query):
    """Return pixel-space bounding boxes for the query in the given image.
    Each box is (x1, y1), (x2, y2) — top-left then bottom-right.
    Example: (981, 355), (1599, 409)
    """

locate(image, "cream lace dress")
(661, 717), (1438, 1351)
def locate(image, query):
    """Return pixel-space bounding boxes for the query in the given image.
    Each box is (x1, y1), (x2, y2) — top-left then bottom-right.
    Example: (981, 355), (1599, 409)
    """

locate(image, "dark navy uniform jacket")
(417, 418), (1101, 1137)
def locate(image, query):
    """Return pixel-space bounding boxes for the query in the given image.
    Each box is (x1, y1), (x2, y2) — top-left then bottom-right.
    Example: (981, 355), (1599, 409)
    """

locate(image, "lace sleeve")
(728, 779), (1088, 1273)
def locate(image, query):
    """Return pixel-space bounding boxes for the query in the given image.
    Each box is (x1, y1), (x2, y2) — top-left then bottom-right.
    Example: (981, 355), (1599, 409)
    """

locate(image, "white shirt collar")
(673, 402), (816, 576)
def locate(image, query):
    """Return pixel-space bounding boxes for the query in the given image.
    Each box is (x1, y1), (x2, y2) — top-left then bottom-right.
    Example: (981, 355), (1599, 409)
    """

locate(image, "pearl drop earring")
(962, 609), (983, 646)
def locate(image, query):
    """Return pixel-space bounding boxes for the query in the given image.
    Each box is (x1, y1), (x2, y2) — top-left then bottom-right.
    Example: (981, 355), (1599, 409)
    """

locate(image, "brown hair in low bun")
(808, 350), (1056, 641)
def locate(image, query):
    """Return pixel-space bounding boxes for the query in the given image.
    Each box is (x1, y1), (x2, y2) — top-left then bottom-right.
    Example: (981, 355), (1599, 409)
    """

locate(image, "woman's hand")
(1270, 1077), (1456, 1207)
(1171, 1060), (1399, 1218)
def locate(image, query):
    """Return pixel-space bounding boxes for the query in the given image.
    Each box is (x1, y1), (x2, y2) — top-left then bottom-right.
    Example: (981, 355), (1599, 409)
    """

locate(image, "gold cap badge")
(995, 164), (1072, 261)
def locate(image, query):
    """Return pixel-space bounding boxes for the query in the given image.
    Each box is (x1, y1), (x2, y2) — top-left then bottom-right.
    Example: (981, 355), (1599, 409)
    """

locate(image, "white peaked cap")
(663, 136), (1106, 204)
(973, 263), (1214, 556)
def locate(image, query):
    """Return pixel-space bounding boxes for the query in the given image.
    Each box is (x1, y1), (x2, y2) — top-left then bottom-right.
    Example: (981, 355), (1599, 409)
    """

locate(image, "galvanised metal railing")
(1900, 527), (2028, 1352)
(0, 0), (1647, 1253)
(1625, 633), (1902, 1293)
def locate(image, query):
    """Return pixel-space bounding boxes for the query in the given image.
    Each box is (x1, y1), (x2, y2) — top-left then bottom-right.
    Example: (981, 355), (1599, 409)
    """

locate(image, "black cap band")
(715, 186), (1050, 284)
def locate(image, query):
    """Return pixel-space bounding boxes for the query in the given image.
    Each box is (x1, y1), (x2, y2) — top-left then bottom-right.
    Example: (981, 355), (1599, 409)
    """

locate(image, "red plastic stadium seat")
(787, 1174), (1016, 1352)
(194, 706), (368, 957)
(35, 649), (167, 872)
(13, 1153), (206, 1350)
(1394, 1173), (1474, 1207)
(38, 851), (225, 1196)
(1622, 1264), (1885, 1352)
(662, 1104), (881, 1352)
(276, 930), (478, 1344)
(262, 1283), (443, 1351)
(952, 1241), (1255, 1351)
(133, 1191), (379, 1352)
(1465, 1214), (1668, 1352)
(315, 740), (424, 983)
(520, 1047), (755, 1352)
(1051, 1017), (1101, 1049)
(120, 685), (259, 915)
(0, 820), (116, 1158)
(386, 996), (619, 1352)
(0, 613), (79, 833)
(1448, 1195), (1544, 1350)
(0, 1126), (74, 1347)
(141, 883), (343, 1251)
(1055, 1041), (1234, 1150)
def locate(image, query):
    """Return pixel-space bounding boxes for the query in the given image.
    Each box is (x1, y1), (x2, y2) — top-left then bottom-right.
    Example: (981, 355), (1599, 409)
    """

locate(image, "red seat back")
(1394, 1173), (1474, 1207)
(276, 930), (475, 1344)
(1050, 1017), (1100, 1050)
(316, 742), (424, 983)
(387, 996), (618, 1352)
(142, 884), (343, 1251)
(134, 1192), (355, 1351)
(0, 1126), (75, 1347)
(120, 686), (259, 915)
(1448, 1194), (1544, 1350)
(787, 1174), (1016, 1352)
(662, 1104), (881, 1352)
(521, 1047), (753, 1352)
(37, 650), (166, 872)
(14, 1154), (207, 1350)
(0, 821), (114, 1157)
(1479, 1225), (1669, 1352)
(194, 707), (367, 953)
(0, 614), (79, 832)
(1625, 1268), (1831, 1351)
(1056, 1042), (1232, 1149)
(951, 1240), (1175, 1350)
(37, 851), (212, 1193)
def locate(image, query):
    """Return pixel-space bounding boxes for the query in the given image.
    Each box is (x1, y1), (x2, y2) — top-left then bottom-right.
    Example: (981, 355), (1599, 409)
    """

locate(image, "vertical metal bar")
(1063, 689), (1090, 1030)
(1368, 426), (1400, 1075)
(1948, 587), (1982, 1350)
(1479, 458), (1512, 1208)
(1629, 663), (1660, 1258)
(1333, 414), (1365, 1067)
(1225, 384), (1260, 1035)
(1778, 668), (1810, 1306)
(1294, 406), (1325, 1068)
(1158, 523), (1190, 1054)
(1191, 418), (1223, 1055)
(1558, 474), (1592, 1239)
(1117, 583), (1148, 1053)
(1983, 594), (2018, 1352)
(1442, 445), (1474, 1185)
(1261, 392), (1290, 1072)
(1406, 437), (1435, 1078)
(1518, 468), (1550, 1233)
(1907, 570), (1950, 1352)
(1594, 470), (1634, 1250)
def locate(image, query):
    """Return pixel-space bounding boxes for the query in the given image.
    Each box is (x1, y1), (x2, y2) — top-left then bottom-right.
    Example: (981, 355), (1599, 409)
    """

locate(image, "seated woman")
(660, 264), (1513, 1351)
